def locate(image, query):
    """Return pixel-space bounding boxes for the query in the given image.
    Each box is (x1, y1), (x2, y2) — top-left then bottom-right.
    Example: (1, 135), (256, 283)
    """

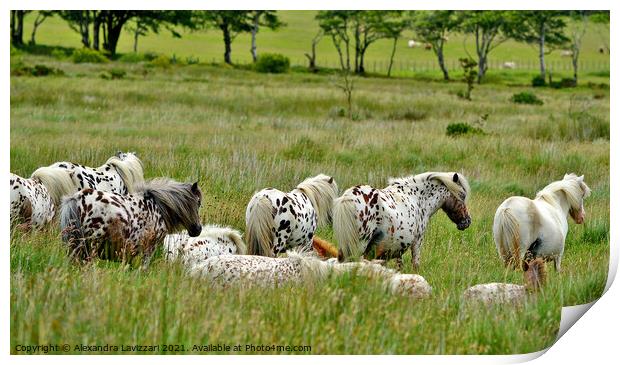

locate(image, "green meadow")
(10, 11), (609, 355)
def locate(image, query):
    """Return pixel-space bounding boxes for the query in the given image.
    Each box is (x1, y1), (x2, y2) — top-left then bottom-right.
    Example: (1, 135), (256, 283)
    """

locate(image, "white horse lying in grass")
(245, 174), (338, 257)
(164, 225), (246, 267)
(189, 250), (432, 298)
(462, 258), (546, 305)
(493, 174), (591, 271)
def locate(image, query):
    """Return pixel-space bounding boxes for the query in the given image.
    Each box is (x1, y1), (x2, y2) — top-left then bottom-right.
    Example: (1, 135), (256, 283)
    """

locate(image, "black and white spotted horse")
(31, 151), (144, 208)
(333, 172), (472, 270)
(10, 173), (57, 229)
(245, 174), (338, 257)
(60, 178), (202, 265)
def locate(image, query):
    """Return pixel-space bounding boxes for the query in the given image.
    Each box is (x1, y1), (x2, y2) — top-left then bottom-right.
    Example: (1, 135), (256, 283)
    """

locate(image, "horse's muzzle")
(457, 218), (471, 230)
(188, 224), (202, 237)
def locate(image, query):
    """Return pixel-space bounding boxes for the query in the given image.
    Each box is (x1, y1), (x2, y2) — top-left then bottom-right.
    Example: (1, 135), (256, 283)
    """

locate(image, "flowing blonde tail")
(31, 166), (75, 206)
(312, 236), (338, 258)
(245, 196), (275, 257)
(494, 208), (521, 268)
(332, 195), (360, 261)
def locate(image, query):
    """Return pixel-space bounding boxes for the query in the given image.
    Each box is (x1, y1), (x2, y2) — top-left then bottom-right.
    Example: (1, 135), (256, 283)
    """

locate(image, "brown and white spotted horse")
(60, 178), (202, 265)
(31, 151), (144, 208)
(245, 174), (338, 257)
(333, 171), (472, 270)
(10, 173), (58, 229)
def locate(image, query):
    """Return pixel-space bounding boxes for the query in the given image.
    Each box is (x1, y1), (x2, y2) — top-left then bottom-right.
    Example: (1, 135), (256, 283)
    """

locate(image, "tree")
(304, 30), (323, 72)
(410, 10), (459, 80)
(377, 11), (408, 77)
(508, 11), (568, 80)
(193, 11), (254, 64)
(317, 11), (394, 74)
(567, 11), (588, 85)
(10, 10), (31, 46)
(58, 11), (92, 47)
(459, 11), (510, 83)
(29, 11), (53, 45)
(249, 11), (283, 62)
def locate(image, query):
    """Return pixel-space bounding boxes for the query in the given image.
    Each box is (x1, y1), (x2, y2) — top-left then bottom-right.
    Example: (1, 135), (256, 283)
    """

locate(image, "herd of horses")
(10, 151), (591, 304)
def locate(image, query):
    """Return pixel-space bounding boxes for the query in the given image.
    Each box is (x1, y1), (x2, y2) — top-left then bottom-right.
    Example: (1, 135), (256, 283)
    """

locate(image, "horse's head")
(440, 173), (471, 231)
(185, 181), (203, 237)
(564, 174), (591, 225)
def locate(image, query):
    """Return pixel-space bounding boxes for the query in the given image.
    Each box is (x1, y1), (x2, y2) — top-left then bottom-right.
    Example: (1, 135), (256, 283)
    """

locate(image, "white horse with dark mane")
(31, 151), (144, 207)
(333, 172), (471, 270)
(60, 178), (202, 265)
(493, 174), (591, 271)
(245, 174), (338, 257)
(164, 224), (246, 267)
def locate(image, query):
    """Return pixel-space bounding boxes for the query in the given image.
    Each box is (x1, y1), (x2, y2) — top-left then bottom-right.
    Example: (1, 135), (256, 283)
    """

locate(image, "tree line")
(10, 10), (610, 85)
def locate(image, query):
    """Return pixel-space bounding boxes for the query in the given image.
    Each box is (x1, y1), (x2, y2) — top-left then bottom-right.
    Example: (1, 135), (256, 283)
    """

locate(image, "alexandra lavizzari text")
(14, 343), (312, 354)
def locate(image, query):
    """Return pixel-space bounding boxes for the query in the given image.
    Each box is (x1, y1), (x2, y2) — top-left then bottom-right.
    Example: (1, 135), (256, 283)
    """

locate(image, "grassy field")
(21, 11), (610, 76)
(9, 44), (609, 355)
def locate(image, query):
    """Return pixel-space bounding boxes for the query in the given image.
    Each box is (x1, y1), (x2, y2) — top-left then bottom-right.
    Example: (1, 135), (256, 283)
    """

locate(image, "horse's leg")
(410, 241), (421, 272)
(553, 256), (562, 272)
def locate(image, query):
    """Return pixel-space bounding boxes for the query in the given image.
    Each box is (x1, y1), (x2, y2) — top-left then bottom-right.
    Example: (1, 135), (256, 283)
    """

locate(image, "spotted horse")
(60, 178), (202, 266)
(164, 224), (246, 270)
(333, 171), (472, 270)
(31, 151), (145, 208)
(245, 174), (338, 257)
(9, 172), (60, 229)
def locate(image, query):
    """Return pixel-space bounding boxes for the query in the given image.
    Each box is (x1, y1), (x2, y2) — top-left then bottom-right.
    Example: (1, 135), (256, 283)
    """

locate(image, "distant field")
(10, 49), (609, 354)
(22, 10), (610, 76)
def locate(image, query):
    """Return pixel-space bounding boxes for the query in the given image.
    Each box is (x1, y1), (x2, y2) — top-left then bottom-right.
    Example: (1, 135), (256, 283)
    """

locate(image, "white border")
(2, 1), (616, 364)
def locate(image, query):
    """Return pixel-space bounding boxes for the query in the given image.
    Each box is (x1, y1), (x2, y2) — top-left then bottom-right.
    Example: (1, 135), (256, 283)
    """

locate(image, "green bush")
(149, 54), (171, 68)
(72, 48), (108, 63)
(51, 49), (67, 60)
(549, 78), (577, 89)
(101, 68), (126, 80)
(446, 122), (483, 137)
(186, 56), (200, 65)
(387, 109), (427, 121)
(119, 52), (145, 63)
(11, 64), (64, 77)
(531, 75), (546, 87)
(255, 53), (290, 73)
(511, 92), (543, 105)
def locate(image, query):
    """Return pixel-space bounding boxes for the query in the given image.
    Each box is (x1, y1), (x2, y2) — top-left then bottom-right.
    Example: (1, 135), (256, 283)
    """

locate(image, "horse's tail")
(333, 194), (360, 262)
(312, 236), (338, 258)
(225, 228), (247, 255)
(523, 258), (546, 292)
(31, 166), (75, 206)
(60, 194), (83, 248)
(245, 196), (274, 257)
(494, 207), (521, 268)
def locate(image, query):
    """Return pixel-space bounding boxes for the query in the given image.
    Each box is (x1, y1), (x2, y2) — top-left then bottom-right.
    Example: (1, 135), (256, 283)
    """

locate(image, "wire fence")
(227, 57), (609, 75)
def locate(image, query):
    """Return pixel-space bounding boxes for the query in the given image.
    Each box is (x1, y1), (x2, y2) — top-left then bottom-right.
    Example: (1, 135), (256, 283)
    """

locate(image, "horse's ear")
(191, 181), (199, 192)
(328, 176), (334, 184)
(453, 173), (459, 183)
(579, 175), (585, 182)
(116, 150), (122, 157)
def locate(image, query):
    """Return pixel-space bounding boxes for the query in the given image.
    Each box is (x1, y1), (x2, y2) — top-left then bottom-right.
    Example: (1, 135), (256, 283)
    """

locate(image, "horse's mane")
(286, 247), (334, 280)
(295, 174), (338, 227)
(105, 153), (145, 193)
(137, 178), (199, 232)
(389, 172), (471, 201)
(535, 173), (591, 210)
(30, 166), (76, 205)
(201, 224), (247, 255)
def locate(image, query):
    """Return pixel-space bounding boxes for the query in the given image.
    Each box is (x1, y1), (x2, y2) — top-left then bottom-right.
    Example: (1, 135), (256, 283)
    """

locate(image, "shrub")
(458, 57), (477, 100)
(185, 56), (200, 65)
(149, 54), (171, 68)
(387, 109), (427, 121)
(531, 75), (546, 87)
(101, 68), (126, 80)
(51, 49), (67, 60)
(511, 92), (543, 105)
(446, 122), (483, 137)
(142, 52), (160, 61)
(11, 64), (64, 77)
(118, 52), (145, 63)
(255, 53), (290, 73)
(72, 48), (109, 63)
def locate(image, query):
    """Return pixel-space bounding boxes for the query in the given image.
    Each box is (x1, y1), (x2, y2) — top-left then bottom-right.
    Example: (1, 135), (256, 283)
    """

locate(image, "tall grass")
(10, 55), (609, 354)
